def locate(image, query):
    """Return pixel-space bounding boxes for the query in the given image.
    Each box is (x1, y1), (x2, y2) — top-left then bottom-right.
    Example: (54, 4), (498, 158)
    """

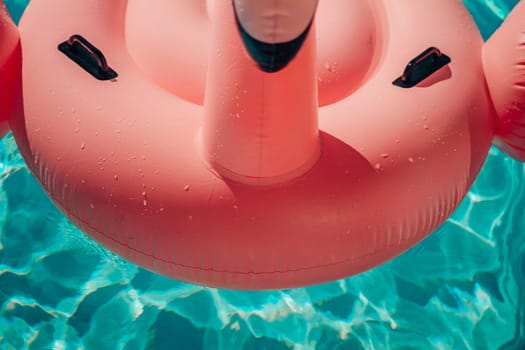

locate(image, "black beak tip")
(234, 9), (312, 73)
(257, 59), (291, 74)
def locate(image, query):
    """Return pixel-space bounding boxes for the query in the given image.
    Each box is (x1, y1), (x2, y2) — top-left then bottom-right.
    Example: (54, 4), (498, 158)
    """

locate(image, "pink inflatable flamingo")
(1, 0), (525, 289)
(0, 2), (19, 137)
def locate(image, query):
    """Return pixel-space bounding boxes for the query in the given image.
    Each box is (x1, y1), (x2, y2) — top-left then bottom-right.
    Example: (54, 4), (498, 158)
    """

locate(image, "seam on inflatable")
(505, 139), (525, 152)
(258, 82), (265, 177)
(42, 162), (466, 276)
(51, 196), (397, 275)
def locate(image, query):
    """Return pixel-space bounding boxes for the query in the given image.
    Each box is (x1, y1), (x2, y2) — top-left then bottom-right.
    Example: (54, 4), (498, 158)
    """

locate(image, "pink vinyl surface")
(0, 0), (20, 137)
(6, 0), (525, 289)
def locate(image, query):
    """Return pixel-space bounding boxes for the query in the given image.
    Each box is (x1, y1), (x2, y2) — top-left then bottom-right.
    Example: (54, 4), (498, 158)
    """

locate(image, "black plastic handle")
(393, 47), (450, 88)
(58, 34), (118, 81)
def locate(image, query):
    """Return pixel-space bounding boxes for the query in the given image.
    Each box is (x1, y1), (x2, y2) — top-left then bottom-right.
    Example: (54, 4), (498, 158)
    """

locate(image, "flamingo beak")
(232, 0), (317, 73)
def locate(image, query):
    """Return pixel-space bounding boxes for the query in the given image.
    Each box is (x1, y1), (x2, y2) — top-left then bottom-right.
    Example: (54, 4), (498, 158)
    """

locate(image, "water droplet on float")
(408, 157), (414, 163)
(184, 185), (191, 191)
(114, 174), (118, 181)
(141, 190), (148, 206)
(381, 153), (389, 159)
(324, 62), (337, 73)
(423, 125), (429, 130)
(74, 128), (79, 133)
(81, 179), (86, 184)
(374, 163), (383, 171)
(80, 143), (85, 150)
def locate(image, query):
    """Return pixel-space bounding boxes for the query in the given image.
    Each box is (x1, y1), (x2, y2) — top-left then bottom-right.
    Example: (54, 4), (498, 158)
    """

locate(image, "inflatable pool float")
(1, 0), (525, 289)
(0, 3), (19, 138)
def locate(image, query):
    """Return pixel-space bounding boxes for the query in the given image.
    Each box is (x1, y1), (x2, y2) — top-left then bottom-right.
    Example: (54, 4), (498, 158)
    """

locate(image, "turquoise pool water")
(1, 0), (524, 349)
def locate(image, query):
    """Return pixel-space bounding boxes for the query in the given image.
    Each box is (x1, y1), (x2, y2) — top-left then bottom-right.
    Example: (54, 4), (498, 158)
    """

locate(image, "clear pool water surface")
(1, 0), (524, 349)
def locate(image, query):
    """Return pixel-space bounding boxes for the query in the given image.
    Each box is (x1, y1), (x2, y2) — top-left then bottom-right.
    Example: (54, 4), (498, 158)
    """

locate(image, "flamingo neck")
(201, 0), (320, 185)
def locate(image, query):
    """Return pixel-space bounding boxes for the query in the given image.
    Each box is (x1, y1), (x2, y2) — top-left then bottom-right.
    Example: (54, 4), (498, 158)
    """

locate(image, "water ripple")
(1, 1), (524, 349)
